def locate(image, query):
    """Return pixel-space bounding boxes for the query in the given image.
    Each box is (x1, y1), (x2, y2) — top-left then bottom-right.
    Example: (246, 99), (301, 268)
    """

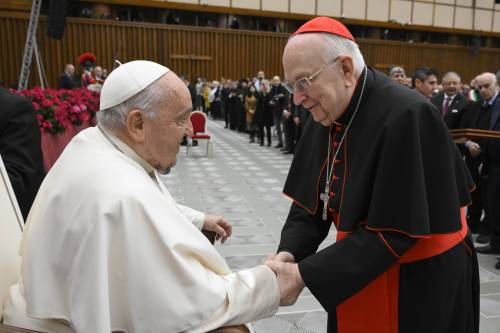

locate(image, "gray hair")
(389, 66), (406, 77)
(442, 71), (461, 83)
(96, 79), (164, 130)
(319, 33), (365, 76)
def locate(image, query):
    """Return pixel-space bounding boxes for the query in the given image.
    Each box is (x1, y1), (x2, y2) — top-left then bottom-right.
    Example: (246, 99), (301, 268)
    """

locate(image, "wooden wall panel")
(0, 13), (499, 89)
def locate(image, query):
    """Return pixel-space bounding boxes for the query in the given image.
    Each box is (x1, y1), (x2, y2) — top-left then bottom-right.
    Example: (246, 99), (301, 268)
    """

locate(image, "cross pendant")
(320, 185), (329, 221)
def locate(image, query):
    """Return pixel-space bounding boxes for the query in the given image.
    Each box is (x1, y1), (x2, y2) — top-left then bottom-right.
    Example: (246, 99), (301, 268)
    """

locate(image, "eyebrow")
(286, 71), (310, 83)
(176, 108), (192, 120)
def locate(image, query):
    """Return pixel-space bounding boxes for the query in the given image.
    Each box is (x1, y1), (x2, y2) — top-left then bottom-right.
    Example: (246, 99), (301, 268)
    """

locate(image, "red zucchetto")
(293, 16), (355, 42)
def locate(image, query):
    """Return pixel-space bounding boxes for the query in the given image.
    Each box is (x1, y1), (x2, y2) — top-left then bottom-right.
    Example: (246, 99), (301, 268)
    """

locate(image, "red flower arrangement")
(13, 87), (100, 135)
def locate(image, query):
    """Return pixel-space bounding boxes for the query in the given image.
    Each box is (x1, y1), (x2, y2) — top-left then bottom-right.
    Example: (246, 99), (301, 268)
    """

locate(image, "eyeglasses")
(283, 56), (341, 94)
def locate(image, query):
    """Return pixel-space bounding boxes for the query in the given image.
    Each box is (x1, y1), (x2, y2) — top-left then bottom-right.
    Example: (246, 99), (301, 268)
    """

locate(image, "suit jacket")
(57, 73), (75, 90)
(459, 96), (500, 174)
(430, 92), (468, 129)
(0, 86), (45, 220)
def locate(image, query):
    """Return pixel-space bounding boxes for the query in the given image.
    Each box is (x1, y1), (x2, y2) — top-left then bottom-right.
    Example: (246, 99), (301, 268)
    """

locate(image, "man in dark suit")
(431, 72), (469, 129)
(469, 73), (500, 269)
(57, 64), (76, 90)
(0, 86), (45, 221)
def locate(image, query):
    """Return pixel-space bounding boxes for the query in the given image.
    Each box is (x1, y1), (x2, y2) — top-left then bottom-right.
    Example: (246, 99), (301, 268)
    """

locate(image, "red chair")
(187, 111), (213, 157)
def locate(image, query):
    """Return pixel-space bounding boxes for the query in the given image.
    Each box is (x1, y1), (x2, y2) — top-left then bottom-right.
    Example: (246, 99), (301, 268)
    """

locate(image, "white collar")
(97, 125), (155, 176)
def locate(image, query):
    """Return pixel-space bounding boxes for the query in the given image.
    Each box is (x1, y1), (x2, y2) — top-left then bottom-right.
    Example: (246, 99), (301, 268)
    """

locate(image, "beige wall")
(164, 0), (500, 33)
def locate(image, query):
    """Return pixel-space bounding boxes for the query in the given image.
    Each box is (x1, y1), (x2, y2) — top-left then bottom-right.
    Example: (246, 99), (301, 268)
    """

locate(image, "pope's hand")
(203, 215), (232, 243)
(265, 260), (304, 306)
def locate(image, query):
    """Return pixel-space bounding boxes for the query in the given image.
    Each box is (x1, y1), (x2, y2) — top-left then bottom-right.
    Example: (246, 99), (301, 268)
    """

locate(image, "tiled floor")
(161, 119), (500, 333)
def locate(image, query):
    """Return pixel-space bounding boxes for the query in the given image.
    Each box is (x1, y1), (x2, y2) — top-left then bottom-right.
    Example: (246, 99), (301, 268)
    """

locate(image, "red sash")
(334, 208), (468, 333)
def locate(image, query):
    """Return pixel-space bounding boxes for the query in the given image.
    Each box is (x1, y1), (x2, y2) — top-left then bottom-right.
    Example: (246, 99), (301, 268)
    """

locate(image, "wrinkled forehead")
(283, 34), (326, 82)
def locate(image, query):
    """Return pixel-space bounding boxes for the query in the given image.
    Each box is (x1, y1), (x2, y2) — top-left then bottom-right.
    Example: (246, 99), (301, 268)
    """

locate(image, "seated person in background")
(2, 60), (279, 333)
(0, 86), (45, 221)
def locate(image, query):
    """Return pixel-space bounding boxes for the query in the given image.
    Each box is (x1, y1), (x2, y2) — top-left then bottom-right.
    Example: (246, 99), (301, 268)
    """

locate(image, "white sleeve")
(186, 265), (280, 333)
(177, 204), (205, 230)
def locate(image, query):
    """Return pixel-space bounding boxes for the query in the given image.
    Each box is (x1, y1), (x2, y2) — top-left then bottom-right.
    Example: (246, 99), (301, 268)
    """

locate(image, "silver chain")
(322, 66), (368, 220)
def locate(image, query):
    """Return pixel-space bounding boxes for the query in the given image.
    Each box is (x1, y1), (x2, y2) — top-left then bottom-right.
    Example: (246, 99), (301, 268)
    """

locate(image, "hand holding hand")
(265, 251), (295, 263)
(466, 141), (481, 157)
(203, 214), (232, 243)
(265, 260), (304, 306)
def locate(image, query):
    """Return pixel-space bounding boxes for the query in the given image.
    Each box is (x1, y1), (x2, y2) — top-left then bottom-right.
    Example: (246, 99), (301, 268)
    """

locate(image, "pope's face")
(283, 34), (353, 126)
(144, 76), (193, 174)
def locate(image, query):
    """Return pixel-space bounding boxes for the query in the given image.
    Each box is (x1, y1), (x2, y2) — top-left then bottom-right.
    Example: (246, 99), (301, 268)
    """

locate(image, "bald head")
(475, 72), (498, 101)
(65, 64), (75, 75)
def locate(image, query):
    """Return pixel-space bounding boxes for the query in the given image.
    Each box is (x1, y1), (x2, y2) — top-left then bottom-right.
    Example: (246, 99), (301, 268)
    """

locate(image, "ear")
(126, 109), (146, 143)
(340, 56), (356, 88)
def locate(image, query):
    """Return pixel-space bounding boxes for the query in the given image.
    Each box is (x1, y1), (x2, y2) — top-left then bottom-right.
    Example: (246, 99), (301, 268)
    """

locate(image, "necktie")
(442, 96), (451, 117)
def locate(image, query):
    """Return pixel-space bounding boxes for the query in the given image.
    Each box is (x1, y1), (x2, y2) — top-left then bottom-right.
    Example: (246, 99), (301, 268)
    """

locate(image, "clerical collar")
(97, 125), (155, 175)
(335, 67), (372, 126)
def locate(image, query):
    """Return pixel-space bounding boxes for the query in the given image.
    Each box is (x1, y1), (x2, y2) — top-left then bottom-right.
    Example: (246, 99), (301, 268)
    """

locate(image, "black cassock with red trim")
(278, 67), (479, 333)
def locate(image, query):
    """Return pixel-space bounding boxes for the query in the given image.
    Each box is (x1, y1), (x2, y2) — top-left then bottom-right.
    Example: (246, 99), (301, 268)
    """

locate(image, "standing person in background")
(58, 64), (76, 90)
(254, 70), (265, 91)
(255, 80), (273, 147)
(245, 85), (258, 143)
(195, 76), (204, 111)
(470, 73), (500, 267)
(79, 52), (97, 88)
(412, 67), (438, 99)
(269, 75), (288, 149)
(0, 86), (45, 221)
(430, 72), (468, 130)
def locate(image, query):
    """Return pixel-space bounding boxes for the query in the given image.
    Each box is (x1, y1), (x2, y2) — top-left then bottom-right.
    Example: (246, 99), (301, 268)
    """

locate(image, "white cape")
(3, 127), (279, 332)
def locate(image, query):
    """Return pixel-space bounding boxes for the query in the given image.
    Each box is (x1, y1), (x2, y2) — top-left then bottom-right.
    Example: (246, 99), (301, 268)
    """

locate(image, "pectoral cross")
(320, 185), (330, 221)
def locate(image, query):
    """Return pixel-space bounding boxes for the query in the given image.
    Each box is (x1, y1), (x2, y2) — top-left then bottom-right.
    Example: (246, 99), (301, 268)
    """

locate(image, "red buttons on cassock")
(334, 159), (341, 165)
(333, 175), (339, 181)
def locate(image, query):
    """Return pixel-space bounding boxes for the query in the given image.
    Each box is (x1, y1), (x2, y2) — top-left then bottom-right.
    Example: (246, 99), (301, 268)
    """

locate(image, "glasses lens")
(297, 78), (311, 91)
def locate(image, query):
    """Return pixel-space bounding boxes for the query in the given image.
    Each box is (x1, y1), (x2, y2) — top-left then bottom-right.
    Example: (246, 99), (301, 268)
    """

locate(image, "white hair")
(96, 79), (163, 130)
(318, 33), (365, 76)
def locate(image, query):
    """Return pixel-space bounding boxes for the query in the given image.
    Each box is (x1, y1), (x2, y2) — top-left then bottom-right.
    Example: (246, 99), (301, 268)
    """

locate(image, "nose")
(293, 89), (306, 106)
(185, 119), (194, 137)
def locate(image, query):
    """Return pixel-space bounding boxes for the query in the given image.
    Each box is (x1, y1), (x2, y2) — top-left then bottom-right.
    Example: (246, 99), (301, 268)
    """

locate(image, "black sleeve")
(298, 227), (417, 313)
(0, 91), (45, 220)
(277, 202), (332, 262)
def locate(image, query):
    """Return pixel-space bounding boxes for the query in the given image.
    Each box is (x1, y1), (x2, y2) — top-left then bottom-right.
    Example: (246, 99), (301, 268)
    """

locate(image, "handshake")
(264, 251), (305, 306)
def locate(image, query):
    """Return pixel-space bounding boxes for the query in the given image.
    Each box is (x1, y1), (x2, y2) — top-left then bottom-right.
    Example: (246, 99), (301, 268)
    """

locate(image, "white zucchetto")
(99, 60), (170, 110)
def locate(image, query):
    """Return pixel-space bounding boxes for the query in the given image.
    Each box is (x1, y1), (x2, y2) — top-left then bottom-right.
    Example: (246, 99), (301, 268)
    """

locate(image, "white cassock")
(2, 126), (280, 333)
